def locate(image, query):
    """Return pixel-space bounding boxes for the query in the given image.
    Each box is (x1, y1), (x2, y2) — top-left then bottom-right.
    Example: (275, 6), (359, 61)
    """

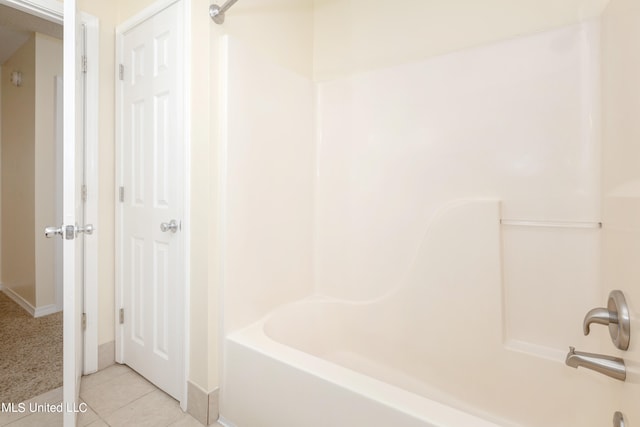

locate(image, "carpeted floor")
(0, 291), (62, 404)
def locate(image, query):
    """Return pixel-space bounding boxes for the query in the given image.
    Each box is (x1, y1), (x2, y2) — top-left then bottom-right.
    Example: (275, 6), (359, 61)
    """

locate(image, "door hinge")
(119, 186), (125, 203)
(119, 64), (124, 81)
(82, 55), (87, 74)
(81, 184), (88, 202)
(119, 308), (124, 324)
(82, 313), (87, 331)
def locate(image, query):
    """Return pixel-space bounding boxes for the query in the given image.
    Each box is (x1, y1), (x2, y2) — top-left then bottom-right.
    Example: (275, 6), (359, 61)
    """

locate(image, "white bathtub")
(221, 201), (517, 427)
(219, 200), (605, 427)
(221, 300), (512, 427)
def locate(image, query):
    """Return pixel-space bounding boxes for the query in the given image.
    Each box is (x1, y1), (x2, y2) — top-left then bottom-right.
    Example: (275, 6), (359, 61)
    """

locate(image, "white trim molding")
(1, 286), (61, 317)
(81, 11), (101, 376)
(0, 0), (62, 23)
(35, 303), (60, 317)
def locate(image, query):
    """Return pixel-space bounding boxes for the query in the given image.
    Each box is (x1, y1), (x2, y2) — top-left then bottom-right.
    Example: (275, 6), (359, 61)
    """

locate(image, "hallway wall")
(1, 35), (36, 306)
(1, 33), (62, 313)
(34, 33), (62, 309)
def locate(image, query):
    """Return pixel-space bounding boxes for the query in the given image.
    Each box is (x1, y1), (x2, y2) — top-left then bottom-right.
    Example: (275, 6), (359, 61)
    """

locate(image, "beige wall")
(189, 0), (216, 391)
(313, 0), (610, 80)
(1, 35), (36, 306)
(211, 0), (314, 78)
(1, 33), (62, 311)
(116, 0), (157, 23)
(34, 33), (62, 308)
(602, 0), (640, 421)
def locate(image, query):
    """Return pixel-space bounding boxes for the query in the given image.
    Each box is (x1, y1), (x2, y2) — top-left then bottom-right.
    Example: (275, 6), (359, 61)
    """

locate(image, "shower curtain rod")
(209, 0), (239, 24)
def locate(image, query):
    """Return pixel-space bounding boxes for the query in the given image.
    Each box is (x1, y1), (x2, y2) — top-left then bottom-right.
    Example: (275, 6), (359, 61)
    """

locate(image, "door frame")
(0, 0), (101, 374)
(114, 0), (191, 409)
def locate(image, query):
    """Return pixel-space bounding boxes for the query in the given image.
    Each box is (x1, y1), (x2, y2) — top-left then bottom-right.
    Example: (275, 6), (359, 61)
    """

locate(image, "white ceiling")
(0, 4), (62, 65)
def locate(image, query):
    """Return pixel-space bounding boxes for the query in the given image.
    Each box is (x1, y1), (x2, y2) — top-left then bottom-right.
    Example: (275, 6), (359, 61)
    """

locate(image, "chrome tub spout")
(565, 347), (626, 381)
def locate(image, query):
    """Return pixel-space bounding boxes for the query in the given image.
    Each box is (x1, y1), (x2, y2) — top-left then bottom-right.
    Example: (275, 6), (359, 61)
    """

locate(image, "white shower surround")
(220, 19), (606, 427)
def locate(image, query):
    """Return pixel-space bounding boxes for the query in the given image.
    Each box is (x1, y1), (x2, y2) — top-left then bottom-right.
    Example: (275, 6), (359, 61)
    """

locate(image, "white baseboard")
(1, 285), (62, 318)
(2, 286), (37, 316)
(35, 304), (61, 317)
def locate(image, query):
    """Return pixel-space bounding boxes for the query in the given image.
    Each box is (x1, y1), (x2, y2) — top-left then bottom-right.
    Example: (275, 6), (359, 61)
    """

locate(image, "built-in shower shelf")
(500, 219), (602, 229)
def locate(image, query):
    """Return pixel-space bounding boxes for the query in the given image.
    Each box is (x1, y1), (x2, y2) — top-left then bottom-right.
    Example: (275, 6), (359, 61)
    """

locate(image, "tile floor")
(0, 364), (224, 427)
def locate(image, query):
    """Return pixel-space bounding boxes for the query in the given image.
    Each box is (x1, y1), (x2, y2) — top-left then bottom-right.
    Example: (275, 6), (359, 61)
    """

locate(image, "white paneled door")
(117, 0), (185, 402)
(62, 0), (85, 425)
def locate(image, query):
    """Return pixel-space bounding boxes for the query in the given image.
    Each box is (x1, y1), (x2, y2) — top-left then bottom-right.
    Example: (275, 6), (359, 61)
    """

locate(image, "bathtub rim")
(222, 302), (517, 427)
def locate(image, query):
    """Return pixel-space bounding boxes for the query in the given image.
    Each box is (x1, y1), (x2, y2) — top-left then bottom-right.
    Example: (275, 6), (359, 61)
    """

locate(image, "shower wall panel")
(315, 21), (602, 357)
(221, 36), (315, 334)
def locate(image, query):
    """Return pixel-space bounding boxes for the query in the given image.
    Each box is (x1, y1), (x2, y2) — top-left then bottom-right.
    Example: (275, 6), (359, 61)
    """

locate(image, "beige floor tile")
(0, 405), (29, 426)
(77, 400), (99, 426)
(80, 363), (131, 393)
(103, 389), (184, 427)
(80, 370), (156, 417)
(3, 410), (62, 427)
(3, 364), (206, 427)
(168, 413), (209, 427)
(24, 388), (63, 405)
(0, 387), (64, 426)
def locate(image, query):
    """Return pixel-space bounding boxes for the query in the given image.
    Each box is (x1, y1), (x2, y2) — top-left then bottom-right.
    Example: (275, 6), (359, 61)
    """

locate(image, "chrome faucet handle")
(613, 412), (625, 427)
(583, 307), (616, 335)
(582, 290), (630, 351)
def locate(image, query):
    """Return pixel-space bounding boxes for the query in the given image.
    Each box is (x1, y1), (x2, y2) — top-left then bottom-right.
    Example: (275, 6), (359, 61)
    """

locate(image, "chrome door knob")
(77, 224), (94, 235)
(160, 220), (179, 233)
(45, 226), (63, 238)
(44, 225), (76, 240)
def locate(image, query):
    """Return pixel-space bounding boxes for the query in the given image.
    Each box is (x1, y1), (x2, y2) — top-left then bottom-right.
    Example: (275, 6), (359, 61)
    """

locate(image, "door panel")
(118, 0), (184, 401)
(62, 0), (84, 425)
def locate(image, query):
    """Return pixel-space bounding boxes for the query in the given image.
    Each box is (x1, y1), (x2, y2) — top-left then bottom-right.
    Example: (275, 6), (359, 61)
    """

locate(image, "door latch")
(76, 224), (94, 236)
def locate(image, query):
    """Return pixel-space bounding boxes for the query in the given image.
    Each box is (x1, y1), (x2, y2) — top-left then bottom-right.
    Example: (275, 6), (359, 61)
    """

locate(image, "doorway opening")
(0, 0), (99, 406)
(0, 3), (64, 403)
